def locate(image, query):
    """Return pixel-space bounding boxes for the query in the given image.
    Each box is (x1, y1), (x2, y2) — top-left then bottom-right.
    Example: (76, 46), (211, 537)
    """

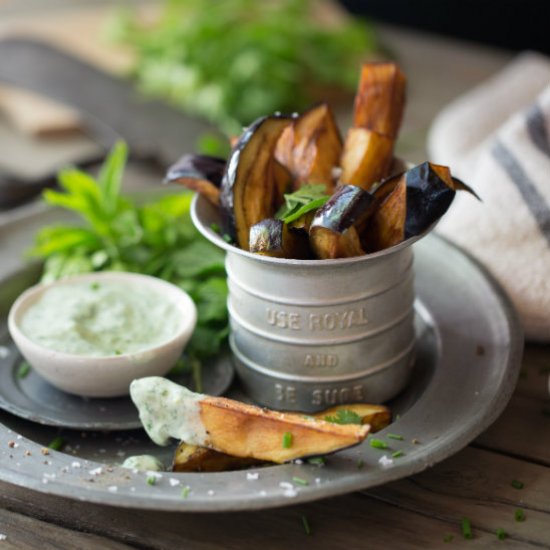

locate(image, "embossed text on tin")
(266, 307), (369, 331)
(311, 386), (365, 406)
(304, 354), (339, 368)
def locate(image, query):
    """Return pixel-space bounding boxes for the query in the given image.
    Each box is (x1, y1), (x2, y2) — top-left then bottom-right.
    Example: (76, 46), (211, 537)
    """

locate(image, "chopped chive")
(307, 457), (325, 466)
(17, 361), (31, 379)
(443, 534), (454, 543)
(514, 508), (525, 522)
(387, 433), (404, 441)
(511, 479), (524, 490)
(47, 436), (65, 451)
(147, 476), (156, 486)
(222, 234), (233, 243)
(210, 222), (220, 233)
(301, 515), (311, 536)
(181, 486), (190, 498)
(282, 432), (293, 449)
(391, 450), (405, 458)
(461, 517), (473, 539)
(292, 476), (309, 486)
(369, 438), (388, 450)
(357, 459), (364, 469)
(495, 528), (507, 540)
(90, 282), (100, 290)
(114, 350), (122, 356)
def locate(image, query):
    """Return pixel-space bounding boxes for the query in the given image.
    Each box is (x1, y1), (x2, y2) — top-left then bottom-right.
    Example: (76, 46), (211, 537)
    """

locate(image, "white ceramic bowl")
(8, 272), (197, 398)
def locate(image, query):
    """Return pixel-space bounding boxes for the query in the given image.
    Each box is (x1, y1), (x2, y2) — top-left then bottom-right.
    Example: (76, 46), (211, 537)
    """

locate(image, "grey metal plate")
(0, 326), (234, 431)
(0, 203), (523, 512)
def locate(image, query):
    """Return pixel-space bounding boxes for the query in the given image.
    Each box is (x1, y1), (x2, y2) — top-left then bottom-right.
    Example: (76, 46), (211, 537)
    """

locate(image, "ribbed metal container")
(192, 195), (422, 412)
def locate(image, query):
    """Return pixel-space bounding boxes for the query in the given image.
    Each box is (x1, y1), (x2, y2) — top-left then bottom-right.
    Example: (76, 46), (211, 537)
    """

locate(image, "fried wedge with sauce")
(172, 402), (391, 473)
(131, 377), (370, 466)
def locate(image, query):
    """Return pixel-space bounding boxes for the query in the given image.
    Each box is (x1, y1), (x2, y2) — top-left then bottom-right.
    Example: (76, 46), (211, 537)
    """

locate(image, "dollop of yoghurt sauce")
(20, 280), (182, 356)
(130, 377), (209, 447)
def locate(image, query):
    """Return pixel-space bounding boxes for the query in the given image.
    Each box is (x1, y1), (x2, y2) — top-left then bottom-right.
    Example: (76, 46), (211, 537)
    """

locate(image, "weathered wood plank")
(0, 479), (542, 550)
(515, 344), (550, 400)
(368, 446), (550, 548)
(0, 507), (135, 550)
(467, 343), (550, 465)
(475, 393), (550, 467)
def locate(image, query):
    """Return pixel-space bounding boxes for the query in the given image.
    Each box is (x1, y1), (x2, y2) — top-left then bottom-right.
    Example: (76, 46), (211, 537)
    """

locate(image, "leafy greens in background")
(31, 142), (228, 387)
(107, 0), (377, 135)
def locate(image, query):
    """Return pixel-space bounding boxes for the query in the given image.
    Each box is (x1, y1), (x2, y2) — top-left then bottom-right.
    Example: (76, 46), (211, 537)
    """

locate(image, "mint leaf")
(275, 184), (329, 223)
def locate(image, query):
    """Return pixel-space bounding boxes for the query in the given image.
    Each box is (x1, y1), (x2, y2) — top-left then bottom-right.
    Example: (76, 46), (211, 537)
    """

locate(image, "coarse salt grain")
(378, 455), (394, 468)
(71, 461), (81, 469)
(108, 486), (118, 493)
(89, 467), (102, 476)
(246, 472), (259, 481)
(0, 533), (7, 541)
(169, 478), (180, 487)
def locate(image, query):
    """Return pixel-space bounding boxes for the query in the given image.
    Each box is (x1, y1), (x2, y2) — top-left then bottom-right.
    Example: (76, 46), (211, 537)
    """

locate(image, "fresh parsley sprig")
(324, 409), (363, 425)
(107, 0), (377, 135)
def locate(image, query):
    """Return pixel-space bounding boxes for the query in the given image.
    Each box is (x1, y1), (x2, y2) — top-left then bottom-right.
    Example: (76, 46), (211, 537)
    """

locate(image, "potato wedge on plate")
(172, 402), (391, 473)
(131, 378), (370, 465)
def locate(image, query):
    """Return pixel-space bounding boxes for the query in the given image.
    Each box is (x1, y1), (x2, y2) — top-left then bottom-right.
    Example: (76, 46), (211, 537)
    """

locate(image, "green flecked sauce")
(21, 280), (182, 356)
(121, 455), (164, 472)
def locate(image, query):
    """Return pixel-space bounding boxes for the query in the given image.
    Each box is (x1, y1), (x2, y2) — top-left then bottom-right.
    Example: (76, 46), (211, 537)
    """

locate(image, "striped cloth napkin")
(428, 52), (550, 342)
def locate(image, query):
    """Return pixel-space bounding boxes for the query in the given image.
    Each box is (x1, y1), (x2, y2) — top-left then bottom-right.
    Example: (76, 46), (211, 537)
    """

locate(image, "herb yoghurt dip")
(20, 281), (183, 357)
(130, 377), (208, 446)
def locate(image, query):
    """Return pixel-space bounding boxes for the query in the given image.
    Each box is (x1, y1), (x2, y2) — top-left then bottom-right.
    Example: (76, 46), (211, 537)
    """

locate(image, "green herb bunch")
(30, 142), (229, 373)
(107, 0), (376, 135)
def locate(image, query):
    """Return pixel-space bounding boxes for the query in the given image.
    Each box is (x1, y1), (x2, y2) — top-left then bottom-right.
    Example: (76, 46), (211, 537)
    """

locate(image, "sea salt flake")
(0, 533), (7, 540)
(71, 461), (81, 469)
(108, 486), (118, 493)
(169, 478), (180, 487)
(283, 488), (297, 498)
(89, 467), (103, 476)
(279, 481), (293, 490)
(378, 455), (394, 468)
(246, 472), (259, 481)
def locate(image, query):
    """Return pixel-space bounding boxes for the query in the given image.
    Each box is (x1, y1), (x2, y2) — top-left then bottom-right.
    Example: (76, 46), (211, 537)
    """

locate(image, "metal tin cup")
(192, 195), (423, 412)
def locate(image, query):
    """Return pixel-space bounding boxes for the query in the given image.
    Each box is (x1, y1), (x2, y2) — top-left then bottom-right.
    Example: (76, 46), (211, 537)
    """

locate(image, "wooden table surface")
(1, 2), (549, 549)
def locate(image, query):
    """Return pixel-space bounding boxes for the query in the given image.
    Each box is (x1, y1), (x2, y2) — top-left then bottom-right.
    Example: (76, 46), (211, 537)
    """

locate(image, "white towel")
(428, 52), (550, 342)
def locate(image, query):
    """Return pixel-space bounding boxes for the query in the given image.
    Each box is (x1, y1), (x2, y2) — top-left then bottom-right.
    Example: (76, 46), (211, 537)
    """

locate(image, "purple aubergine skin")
(249, 218), (284, 254)
(405, 162), (455, 239)
(219, 114), (293, 243)
(310, 184), (376, 234)
(164, 154), (227, 187)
